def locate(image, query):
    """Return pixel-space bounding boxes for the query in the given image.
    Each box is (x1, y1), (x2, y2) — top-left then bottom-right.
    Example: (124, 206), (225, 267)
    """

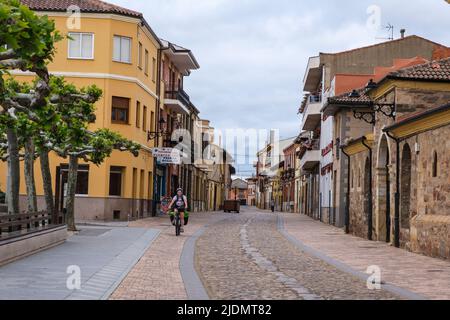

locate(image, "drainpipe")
(361, 137), (373, 241)
(385, 131), (400, 248)
(341, 147), (350, 234)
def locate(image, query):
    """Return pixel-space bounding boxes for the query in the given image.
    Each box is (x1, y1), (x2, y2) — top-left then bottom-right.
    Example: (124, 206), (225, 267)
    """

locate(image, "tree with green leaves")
(0, 0), (61, 215)
(0, 1), (141, 231)
(44, 77), (140, 231)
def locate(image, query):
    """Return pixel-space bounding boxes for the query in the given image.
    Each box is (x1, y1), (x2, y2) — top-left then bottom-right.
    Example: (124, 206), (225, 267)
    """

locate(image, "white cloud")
(107, 0), (450, 177)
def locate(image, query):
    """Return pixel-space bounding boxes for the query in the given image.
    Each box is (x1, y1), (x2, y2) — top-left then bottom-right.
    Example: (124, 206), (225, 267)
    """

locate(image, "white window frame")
(67, 32), (94, 60)
(113, 35), (132, 64)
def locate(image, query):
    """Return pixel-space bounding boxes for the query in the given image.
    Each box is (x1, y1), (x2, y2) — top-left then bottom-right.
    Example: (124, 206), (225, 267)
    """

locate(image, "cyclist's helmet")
(177, 188), (183, 193)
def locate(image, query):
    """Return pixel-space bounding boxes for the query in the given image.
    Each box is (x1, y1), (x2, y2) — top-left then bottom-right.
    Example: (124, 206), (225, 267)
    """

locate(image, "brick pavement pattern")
(110, 212), (218, 300)
(281, 212), (450, 300)
(195, 210), (399, 300)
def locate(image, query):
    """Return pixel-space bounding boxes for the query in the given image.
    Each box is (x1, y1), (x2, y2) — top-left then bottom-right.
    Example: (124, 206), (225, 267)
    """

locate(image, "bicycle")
(168, 208), (190, 236)
(173, 208), (182, 236)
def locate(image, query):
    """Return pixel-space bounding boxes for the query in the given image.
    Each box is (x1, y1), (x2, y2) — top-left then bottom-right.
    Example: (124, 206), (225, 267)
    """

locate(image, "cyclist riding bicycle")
(168, 188), (188, 233)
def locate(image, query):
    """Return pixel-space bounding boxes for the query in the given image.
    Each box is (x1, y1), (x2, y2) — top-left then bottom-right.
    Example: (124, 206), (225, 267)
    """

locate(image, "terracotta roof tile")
(327, 88), (372, 105)
(387, 57), (450, 81)
(20, 0), (142, 18)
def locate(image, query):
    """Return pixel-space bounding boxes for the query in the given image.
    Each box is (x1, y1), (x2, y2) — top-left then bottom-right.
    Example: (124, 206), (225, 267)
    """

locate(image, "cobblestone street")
(196, 210), (400, 300)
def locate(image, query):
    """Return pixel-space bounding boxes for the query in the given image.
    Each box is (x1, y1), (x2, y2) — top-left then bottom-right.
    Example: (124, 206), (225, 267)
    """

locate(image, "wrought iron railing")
(165, 88), (190, 107)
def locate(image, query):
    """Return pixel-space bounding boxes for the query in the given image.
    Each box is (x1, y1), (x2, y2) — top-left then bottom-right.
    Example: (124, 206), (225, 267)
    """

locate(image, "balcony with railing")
(301, 94), (322, 131)
(164, 88), (190, 114)
(300, 138), (320, 171)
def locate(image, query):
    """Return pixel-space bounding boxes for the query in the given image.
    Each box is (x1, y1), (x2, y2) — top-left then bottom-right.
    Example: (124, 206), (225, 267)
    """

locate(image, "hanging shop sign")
(157, 154), (181, 165)
(152, 148), (180, 158)
(152, 148), (182, 165)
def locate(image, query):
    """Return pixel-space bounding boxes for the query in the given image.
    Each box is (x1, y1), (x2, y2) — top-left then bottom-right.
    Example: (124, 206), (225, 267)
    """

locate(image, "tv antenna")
(376, 23), (394, 41)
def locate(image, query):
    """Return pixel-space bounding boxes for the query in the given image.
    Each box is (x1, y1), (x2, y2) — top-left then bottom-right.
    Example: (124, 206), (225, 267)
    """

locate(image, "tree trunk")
(66, 155), (78, 231)
(6, 128), (20, 215)
(39, 150), (56, 222)
(24, 137), (38, 213)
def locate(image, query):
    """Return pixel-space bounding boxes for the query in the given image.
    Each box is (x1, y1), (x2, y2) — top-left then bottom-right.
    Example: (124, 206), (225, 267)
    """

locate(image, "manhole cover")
(426, 269), (444, 273)
(358, 246), (379, 249)
(77, 228), (111, 237)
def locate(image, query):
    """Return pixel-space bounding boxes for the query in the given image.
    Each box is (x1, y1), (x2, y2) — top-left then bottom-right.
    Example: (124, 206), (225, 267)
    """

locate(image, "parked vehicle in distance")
(224, 200), (240, 213)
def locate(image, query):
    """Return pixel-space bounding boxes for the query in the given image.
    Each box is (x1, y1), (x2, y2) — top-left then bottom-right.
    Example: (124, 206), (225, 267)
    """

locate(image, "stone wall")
(344, 88), (450, 258)
(396, 87), (450, 116)
(346, 86), (450, 259)
(402, 126), (450, 259)
(410, 215), (450, 259)
(348, 150), (371, 239)
(334, 110), (373, 229)
(371, 87), (450, 245)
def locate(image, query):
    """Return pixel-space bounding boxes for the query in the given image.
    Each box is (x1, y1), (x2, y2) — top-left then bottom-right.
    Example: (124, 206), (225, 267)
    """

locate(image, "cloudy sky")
(110, 0), (450, 177)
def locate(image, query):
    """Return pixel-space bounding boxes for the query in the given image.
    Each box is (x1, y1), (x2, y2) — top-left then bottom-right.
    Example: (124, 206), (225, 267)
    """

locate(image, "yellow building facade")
(0, 4), (162, 220)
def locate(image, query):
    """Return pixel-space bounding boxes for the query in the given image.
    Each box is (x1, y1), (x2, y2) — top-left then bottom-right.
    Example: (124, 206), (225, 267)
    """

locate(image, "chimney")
(400, 29), (406, 39)
(269, 130), (275, 145)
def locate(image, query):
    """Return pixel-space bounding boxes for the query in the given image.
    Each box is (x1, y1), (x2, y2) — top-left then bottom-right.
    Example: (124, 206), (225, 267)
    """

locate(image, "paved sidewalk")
(110, 212), (223, 300)
(281, 213), (450, 300)
(0, 226), (159, 300)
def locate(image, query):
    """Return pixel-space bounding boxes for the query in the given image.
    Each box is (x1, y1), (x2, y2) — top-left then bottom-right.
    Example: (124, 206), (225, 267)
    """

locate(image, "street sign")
(157, 154), (181, 165)
(152, 148), (180, 157)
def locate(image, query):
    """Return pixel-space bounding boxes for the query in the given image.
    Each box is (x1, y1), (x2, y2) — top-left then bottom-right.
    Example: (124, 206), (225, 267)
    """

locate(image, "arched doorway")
(377, 135), (391, 242)
(400, 144), (412, 229)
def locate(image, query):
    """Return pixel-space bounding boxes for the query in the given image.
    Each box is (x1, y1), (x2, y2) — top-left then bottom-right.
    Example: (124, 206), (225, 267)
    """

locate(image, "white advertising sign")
(152, 148), (182, 164)
(152, 148), (180, 157)
(157, 155), (181, 165)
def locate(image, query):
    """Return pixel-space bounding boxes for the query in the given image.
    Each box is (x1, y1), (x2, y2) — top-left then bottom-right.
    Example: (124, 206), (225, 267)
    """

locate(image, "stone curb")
(180, 226), (210, 300)
(277, 214), (427, 301)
